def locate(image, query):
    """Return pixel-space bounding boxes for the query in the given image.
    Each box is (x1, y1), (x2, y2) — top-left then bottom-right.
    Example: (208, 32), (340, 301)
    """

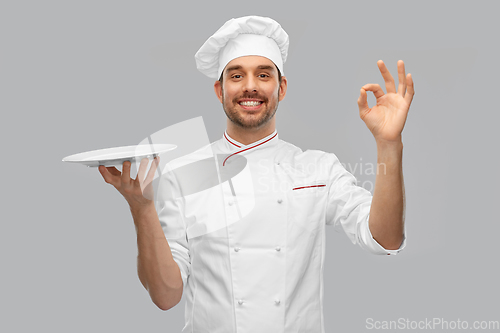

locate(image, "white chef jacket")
(155, 130), (405, 333)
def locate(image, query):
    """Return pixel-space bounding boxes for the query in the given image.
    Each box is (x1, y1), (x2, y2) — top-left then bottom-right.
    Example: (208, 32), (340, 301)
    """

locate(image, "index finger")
(98, 165), (120, 186)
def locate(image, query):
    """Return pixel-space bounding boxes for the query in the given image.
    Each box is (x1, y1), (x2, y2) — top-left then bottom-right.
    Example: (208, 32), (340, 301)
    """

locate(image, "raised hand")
(357, 60), (414, 143)
(98, 157), (160, 212)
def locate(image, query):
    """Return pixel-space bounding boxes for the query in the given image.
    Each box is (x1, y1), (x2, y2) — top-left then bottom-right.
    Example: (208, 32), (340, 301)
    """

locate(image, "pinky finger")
(144, 156), (160, 186)
(404, 73), (415, 105)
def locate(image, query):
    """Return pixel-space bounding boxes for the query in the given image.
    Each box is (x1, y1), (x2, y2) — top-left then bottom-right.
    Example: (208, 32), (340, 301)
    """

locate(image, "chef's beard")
(221, 90), (279, 129)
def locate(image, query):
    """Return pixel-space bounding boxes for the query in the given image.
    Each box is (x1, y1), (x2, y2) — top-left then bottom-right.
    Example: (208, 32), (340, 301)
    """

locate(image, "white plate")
(62, 144), (177, 167)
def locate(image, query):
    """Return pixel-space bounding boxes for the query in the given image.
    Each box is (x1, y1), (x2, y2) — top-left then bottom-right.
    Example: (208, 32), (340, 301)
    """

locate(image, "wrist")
(375, 138), (403, 167)
(130, 201), (156, 222)
(375, 137), (403, 151)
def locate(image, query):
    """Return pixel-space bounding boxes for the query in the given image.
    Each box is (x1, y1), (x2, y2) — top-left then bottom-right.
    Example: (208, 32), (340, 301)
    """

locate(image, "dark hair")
(219, 65), (282, 85)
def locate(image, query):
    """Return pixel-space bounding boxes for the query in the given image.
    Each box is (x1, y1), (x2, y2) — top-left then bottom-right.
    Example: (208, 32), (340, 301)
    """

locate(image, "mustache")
(232, 93), (268, 103)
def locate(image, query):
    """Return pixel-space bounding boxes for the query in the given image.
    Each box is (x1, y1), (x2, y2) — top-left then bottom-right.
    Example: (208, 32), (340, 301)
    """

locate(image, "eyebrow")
(225, 65), (242, 73)
(256, 65), (276, 71)
(225, 64), (277, 74)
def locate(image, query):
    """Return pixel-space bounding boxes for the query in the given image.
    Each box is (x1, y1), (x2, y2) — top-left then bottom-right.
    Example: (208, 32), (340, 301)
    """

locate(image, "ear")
(278, 76), (288, 102)
(214, 80), (223, 104)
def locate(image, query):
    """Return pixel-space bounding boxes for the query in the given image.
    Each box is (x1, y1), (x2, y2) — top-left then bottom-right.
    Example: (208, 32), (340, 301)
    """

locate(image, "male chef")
(98, 15), (414, 333)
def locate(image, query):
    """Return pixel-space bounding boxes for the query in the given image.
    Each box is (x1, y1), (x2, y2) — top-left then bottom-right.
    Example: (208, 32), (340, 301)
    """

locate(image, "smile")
(239, 101), (263, 107)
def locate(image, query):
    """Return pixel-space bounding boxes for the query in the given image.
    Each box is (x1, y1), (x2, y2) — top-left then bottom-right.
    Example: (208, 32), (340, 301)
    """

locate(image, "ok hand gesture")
(357, 60), (415, 143)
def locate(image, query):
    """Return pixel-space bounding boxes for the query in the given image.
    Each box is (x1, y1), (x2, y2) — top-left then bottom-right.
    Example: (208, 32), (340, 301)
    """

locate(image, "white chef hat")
(195, 16), (289, 79)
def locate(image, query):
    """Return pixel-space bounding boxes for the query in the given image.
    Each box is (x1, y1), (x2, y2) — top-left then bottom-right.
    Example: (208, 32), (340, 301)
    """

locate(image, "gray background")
(2, 1), (499, 332)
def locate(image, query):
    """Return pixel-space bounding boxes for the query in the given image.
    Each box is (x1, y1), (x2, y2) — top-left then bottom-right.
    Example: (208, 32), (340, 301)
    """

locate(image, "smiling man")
(99, 15), (414, 333)
(215, 55), (286, 142)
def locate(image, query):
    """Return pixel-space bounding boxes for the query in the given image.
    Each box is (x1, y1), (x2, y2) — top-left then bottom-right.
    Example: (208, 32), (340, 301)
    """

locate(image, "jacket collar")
(221, 130), (279, 166)
(223, 129), (279, 151)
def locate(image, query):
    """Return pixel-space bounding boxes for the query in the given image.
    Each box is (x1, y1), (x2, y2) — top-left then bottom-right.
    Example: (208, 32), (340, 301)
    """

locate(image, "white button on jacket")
(156, 130), (405, 333)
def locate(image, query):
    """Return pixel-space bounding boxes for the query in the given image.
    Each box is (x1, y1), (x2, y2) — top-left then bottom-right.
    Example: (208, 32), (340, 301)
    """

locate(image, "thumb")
(357, 88), (370, 115)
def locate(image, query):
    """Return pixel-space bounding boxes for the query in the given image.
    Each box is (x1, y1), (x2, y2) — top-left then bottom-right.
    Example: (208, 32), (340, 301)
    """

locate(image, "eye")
(258, 74), (270, 78)
(231, 74), (242, 79)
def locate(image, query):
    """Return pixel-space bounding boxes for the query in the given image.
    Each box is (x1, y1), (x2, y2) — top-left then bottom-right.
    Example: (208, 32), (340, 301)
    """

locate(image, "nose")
(243, 76), (258, 93)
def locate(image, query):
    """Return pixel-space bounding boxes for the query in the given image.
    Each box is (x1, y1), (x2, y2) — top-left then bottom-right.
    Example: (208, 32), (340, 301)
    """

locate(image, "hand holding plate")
(98, 157), (160, 212)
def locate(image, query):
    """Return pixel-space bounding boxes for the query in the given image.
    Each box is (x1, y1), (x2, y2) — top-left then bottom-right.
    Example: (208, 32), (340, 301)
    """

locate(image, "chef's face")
(214, 56), (287, 130)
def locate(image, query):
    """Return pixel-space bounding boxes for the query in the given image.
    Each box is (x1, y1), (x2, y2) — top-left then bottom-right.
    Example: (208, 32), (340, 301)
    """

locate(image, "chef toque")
(195, 16), (289, 80)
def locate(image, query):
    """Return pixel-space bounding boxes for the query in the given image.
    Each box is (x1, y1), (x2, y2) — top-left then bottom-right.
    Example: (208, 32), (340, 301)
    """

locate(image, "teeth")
(240, 101), (262, 106)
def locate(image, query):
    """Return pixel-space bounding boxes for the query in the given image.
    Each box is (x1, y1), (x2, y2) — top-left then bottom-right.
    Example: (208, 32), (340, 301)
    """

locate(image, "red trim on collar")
(224, 132), (241, 148)
(223, 132), (278, 166)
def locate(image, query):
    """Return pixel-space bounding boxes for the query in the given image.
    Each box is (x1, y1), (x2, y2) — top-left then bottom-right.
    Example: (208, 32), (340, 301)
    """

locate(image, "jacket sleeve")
(324, 153), (406, 255)
(155, 168), (191, 287)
